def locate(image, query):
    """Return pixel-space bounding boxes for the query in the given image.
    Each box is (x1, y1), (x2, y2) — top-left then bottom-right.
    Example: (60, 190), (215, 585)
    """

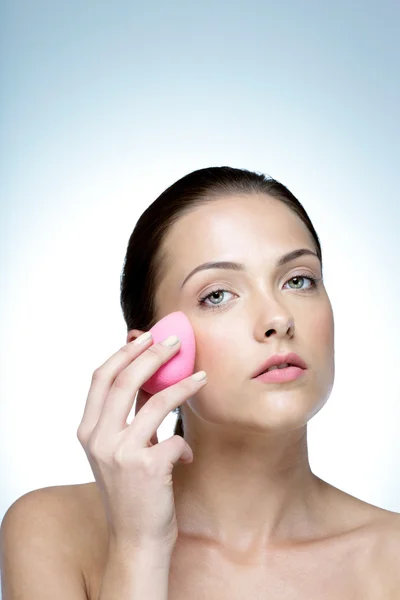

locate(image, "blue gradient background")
(0, 0), (399, 588)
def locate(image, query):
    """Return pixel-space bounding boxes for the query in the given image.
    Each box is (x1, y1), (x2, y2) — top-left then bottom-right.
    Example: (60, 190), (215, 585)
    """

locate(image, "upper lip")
(251, 352), (308, 378)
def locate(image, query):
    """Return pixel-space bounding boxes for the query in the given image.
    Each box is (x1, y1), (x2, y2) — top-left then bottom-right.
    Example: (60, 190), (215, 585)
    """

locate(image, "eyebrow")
(180, 248), (319, 289)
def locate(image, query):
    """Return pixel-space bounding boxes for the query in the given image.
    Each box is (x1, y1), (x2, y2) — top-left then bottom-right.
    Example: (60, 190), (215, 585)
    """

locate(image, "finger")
(124, 373), (207, 449)
(135, 388), (159, 446)
(95, 339), (182, 435)
(77, 334), (154, 440)
(151, 434), (194, 464)
(134, 387), (153, 418)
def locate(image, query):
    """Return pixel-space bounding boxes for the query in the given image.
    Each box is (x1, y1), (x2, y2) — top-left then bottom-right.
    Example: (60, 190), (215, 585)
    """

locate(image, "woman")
(1, 167), (399, 599)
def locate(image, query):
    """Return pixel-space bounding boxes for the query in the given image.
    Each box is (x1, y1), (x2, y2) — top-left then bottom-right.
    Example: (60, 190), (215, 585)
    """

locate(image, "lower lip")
(254, 366), (306, 383)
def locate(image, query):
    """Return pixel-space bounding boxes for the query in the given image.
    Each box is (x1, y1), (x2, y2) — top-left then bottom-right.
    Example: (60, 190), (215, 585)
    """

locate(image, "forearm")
(98, 542), (172, 600)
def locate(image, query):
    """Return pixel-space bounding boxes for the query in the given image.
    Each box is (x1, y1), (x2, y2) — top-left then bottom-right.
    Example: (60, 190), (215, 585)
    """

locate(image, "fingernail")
(134, 332), (153, 344)
(162, 335), (180, 347)
(191, 371), (207, 381)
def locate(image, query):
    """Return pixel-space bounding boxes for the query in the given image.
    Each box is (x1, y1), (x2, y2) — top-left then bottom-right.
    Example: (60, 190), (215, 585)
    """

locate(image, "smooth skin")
(126, 193), (399, 594)
(76, 333), (208, 553)
(1, 192), (399, 599)
(1, 334), (208, 599)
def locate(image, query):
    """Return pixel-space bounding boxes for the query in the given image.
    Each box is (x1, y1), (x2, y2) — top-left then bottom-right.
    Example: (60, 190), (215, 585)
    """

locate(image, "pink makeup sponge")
(141, 311), (196, 395)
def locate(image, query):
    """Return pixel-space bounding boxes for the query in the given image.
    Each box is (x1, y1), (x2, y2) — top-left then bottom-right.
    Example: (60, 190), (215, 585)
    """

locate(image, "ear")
(126, 329), (146, 344)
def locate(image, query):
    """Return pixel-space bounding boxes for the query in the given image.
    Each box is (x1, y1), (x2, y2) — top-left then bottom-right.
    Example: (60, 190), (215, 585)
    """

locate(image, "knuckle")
(183, 375), (199, 387)
(76, 426), (87, 444)
(174, 434), (188, 450)
(91, 367), (104, 382)
(114, 370), (133, 389)
(112, 442), (134, 465)
(119, 344), (131, 355)
(111, 443), (129, 466)
(150, 392), (170, 411)
(146, 344), (165, 360)
(87, 432), (108, 458)
(135, 452), (158, 478)
(174, 376), (196, 394)
(113, 446), (156, 475)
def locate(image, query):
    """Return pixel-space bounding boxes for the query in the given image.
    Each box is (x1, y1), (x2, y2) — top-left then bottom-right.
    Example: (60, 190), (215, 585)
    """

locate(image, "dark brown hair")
(120, 166), (322, 437)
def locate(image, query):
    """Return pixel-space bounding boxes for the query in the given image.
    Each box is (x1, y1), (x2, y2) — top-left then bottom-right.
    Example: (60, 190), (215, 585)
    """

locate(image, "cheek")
(194, 330), (240, 380)
(310, 302), (335, 383)
(307, 297), (334, 346)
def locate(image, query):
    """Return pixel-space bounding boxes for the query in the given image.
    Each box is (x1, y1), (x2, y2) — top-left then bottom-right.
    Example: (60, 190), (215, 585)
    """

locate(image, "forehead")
(154, 194), (315, 304)
(162, 194), (313, 263)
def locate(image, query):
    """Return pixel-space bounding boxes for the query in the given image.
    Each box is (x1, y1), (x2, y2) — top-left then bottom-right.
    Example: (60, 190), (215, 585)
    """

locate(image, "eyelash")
(197, 273), (320, 311)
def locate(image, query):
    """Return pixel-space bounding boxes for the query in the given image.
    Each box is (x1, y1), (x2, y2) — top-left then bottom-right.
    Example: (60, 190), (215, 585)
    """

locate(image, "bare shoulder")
(32, 482), (110, 581)
(370, 510), (400, 569)
(363, 510), (400, 595)
(7, 481), (104, 540)
(320, 478), (400, 589)
(1, 482), (108, 598)
(3, 481), (106, 538)
(319, 477), (399, 530)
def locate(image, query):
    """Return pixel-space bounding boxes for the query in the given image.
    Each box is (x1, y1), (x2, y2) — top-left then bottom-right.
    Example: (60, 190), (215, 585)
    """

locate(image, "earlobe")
(126, 329), (146, 344)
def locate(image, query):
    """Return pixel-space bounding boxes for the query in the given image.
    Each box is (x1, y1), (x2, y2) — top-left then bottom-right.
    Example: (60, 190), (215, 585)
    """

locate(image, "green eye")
(197, 274), (320, 311)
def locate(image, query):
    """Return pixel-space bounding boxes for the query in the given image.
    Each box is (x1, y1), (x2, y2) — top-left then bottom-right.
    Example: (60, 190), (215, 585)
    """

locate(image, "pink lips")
(251, 352), (307, 379)
(254, 365), (306, 383)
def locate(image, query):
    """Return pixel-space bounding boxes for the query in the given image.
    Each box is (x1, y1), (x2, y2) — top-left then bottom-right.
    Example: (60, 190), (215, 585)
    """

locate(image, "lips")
(251, 352), (307, 378)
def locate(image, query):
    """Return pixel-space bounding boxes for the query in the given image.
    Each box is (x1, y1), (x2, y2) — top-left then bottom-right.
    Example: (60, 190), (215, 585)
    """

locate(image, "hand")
(76, 334), (207, 552)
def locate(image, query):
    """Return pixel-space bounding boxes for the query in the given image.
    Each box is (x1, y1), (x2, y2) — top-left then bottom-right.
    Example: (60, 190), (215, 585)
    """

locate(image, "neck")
(172, 423), (327, 554)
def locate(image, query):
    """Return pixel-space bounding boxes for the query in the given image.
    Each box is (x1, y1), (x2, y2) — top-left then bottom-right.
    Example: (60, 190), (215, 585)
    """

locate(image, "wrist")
(107, 536), (174, 568)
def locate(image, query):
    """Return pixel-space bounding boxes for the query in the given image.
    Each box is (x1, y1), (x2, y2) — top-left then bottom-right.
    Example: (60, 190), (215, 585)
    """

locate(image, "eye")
(197, 289), (234, 310)
(286, 274), (319, 291)
(197, 273), (320, 311)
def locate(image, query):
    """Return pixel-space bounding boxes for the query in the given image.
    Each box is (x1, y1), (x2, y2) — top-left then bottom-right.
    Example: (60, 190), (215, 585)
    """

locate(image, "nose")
(255, 313), (295, 342)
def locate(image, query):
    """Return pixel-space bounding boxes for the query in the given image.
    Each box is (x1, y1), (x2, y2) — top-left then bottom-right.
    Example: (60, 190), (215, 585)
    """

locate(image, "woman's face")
(153, 193), (335, 435)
